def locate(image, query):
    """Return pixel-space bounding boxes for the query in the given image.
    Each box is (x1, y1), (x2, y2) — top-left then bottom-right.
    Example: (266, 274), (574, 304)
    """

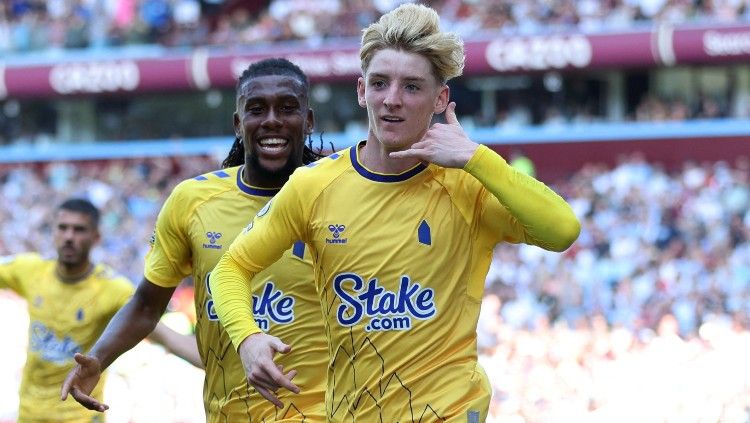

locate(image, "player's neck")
(360, 137), (420, 174)
(56, 261), (94, 284)
(241, 164), (288, 189)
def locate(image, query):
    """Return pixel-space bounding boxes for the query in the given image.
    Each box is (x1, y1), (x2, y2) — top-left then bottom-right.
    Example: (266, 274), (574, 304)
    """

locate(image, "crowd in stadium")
(2, 0), (749, 53)
(1, 150), (748, 421)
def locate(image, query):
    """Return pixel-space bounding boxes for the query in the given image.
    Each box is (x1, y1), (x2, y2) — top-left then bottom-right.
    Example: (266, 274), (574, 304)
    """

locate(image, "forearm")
(149, 323), (203, 368)
(211, 252), (263, 351)
(89, 280), (172, 370)
(465, 145), (580, 251)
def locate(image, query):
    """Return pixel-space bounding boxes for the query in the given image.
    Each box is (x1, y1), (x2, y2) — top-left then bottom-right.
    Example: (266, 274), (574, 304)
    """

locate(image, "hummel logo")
(326, 224), (347, 244)
(203, 231), (223, 250)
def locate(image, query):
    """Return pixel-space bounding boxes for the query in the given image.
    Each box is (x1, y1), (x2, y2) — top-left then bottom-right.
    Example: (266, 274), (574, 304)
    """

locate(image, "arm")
(211, 193), (306, 407)
(391, 102), (580, 251)
(147, 322), (203, 369)
(464, 145), (580, 251)
(61, 278), (175, 411)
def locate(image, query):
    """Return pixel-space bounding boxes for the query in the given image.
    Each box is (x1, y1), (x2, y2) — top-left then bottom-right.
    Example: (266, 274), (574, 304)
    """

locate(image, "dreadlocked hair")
(222, 58), (326, 168)
(222, 137), (244, 168)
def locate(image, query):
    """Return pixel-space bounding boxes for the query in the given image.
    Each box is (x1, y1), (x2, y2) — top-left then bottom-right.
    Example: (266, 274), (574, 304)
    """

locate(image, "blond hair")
(360, 3), (465, 84)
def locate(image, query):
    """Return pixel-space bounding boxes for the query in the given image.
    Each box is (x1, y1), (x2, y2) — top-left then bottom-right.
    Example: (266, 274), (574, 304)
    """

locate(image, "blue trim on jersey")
(292, 241), (305, 259)
(236, 166), (280, 197)
(349, 142), (427, 183)
(418, 220), (431, 245)
(213, 170), (230, 178)
(194, 175), (208, 181)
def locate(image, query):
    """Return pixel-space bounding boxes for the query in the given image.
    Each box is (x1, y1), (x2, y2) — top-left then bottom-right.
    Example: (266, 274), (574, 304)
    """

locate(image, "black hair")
(222, 58), (325, 168)
(58, 198), (100, 229)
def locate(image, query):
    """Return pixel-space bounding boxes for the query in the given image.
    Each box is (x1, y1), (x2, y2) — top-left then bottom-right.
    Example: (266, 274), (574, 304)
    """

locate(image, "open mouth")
(258, 137), (289, 154)
(381, 116), (404, 123)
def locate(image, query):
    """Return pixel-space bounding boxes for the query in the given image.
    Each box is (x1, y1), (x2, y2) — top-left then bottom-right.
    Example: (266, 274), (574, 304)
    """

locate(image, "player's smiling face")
(53, 210), (99, 267)
(357, 48), (448, 151)
(234, 74), (314, 179)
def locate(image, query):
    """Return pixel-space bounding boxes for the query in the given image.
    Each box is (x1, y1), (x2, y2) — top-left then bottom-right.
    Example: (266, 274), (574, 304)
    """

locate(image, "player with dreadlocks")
(62, 58), (328, 422)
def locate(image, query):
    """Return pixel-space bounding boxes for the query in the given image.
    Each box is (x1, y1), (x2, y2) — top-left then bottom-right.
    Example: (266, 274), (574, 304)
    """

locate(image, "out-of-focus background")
(0, 0), (749, 422)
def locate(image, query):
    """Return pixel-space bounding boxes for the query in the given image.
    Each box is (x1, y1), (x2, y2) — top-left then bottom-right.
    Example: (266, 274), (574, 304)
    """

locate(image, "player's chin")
(258, 158), (297, 177)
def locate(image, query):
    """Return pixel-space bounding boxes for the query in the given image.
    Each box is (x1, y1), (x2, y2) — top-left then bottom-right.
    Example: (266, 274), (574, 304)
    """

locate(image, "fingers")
(250, 368), (300, 409)
(389, 140), (429, 160)
(60, 370), (75, 400)
(250, 360), (300, 393)
(389, 149), (422, 160)
(263, 360), (300, 394)
(270, 339), (291, 354)
(255, 385), (284, 409)
(444, 102), (458, 125)
(73, 352), (94, 366)
(70, 388), (109, 412)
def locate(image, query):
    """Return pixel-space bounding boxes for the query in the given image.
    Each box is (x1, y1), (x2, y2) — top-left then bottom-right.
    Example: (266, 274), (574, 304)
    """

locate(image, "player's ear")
(233, 112), (241, 138)
(434, 84), (449, 114)
(357, 77), (366, 108)
(306, 109), (315, 135)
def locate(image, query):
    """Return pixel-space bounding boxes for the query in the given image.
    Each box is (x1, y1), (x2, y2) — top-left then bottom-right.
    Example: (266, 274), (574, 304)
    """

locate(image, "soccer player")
(61, 58), (328, 422)
(0, 198), (200, 423)
(209, 4), (581, 422)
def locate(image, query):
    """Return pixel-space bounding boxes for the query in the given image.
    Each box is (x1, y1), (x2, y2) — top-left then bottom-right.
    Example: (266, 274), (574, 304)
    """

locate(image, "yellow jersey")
(212, 144), (580, 422)
(144, 165), (326, 422)
(0, 253), (134, 423)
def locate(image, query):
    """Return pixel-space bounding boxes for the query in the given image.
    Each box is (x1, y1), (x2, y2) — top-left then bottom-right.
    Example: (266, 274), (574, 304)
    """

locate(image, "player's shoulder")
(427, 164), (487, 212)
(93, 264), (135, 291)
(289, 148), (352, 189)
(170, 166), (240, 203)
(177, 166), (240, 192)
(0, 252), (45, 268)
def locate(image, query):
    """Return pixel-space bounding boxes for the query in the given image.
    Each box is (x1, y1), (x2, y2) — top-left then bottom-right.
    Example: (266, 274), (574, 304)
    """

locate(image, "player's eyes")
(371, 80), (386, 89)
(246, 104), (264, 114)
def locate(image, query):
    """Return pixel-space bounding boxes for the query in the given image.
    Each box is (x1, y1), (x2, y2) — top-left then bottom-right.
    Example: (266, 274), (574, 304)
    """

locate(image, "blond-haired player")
(210, 4), (581, 422)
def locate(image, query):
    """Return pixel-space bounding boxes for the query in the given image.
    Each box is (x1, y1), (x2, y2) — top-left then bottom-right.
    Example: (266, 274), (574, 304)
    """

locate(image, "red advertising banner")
(2, 23), (749, 99)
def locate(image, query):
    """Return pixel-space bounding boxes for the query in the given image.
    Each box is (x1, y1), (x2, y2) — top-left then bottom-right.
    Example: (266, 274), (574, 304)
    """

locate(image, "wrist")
(458, 144), (479, 167)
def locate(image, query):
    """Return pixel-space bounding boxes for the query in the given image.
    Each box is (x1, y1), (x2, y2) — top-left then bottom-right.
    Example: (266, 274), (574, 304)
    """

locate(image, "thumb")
(271, 338), (291, 354)
(73, 353), (95, 367)
(444, 102), (458, 125)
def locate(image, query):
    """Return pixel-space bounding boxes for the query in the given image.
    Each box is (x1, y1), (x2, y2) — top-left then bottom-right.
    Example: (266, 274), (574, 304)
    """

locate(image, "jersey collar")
(350, 141), (427, 183)
(236, 166), (281, 197)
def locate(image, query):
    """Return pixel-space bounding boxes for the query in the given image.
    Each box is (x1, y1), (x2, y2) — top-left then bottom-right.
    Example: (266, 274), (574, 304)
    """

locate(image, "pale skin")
(234, 48), (480, 406)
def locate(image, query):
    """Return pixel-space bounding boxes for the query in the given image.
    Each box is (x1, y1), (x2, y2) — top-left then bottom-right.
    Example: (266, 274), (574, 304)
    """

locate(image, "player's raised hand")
(389, 102), (478, 168)
(60, 353), (108, 412)
(238, 332), (299, 408)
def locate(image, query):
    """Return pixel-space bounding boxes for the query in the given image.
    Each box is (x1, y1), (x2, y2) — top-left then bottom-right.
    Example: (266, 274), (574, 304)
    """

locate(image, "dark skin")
(61, 73), (315, 412)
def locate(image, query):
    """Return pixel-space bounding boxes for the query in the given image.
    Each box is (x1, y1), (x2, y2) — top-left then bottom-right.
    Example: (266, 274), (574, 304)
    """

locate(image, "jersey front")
(144, 165), (326, 422)
(223, 144), (577, 422)
(0, 253), (134, 423)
